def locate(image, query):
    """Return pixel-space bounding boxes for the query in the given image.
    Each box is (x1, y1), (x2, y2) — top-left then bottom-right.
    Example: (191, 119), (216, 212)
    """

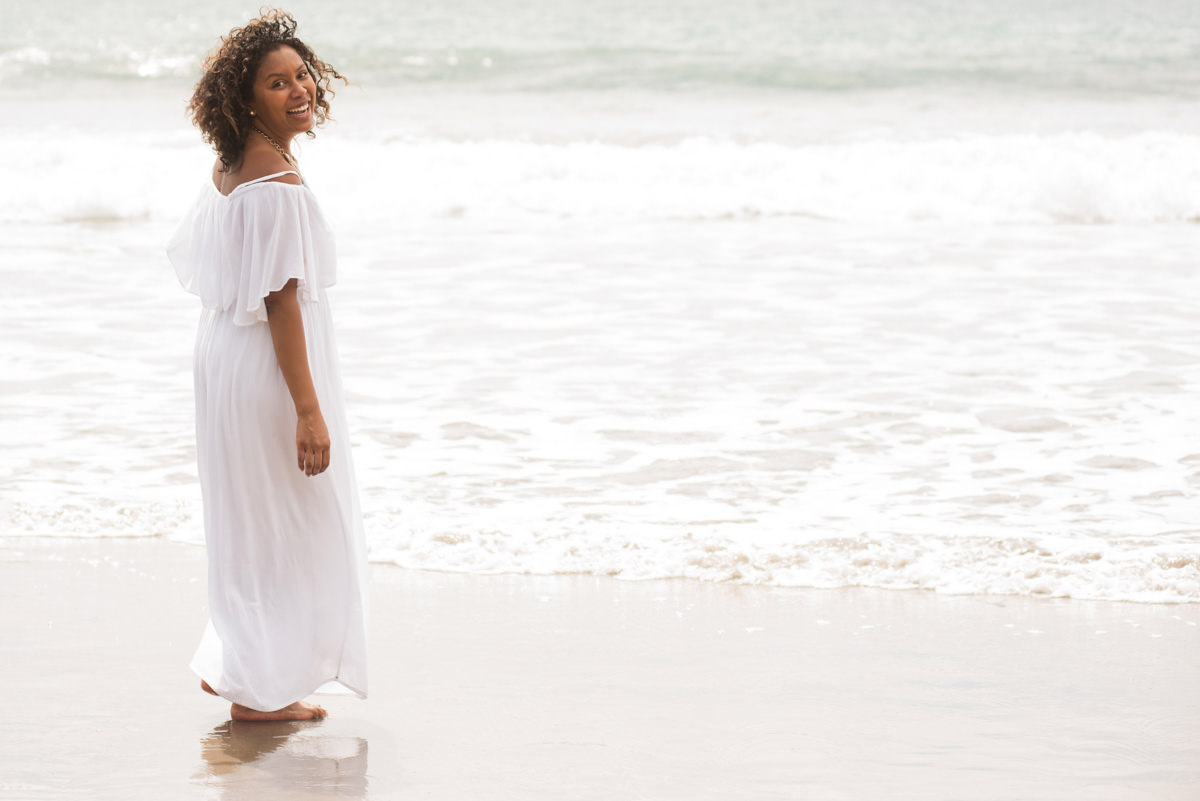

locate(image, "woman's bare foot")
(230, 701), (327, 722)
(201, 680), (219, 696)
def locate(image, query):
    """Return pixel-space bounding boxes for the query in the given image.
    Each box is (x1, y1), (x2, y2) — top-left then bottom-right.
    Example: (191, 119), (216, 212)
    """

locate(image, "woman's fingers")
(295, 413), (331, 476)
(297, 443), (331, 476)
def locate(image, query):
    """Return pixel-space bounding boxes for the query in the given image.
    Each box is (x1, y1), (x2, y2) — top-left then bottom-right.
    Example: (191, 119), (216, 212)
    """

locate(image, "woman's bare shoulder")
(212, 144), (301, 196)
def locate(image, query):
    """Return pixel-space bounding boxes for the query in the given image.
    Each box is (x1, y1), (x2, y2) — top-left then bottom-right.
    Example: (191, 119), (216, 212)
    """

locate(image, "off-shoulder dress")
(167, 171), (368, 711)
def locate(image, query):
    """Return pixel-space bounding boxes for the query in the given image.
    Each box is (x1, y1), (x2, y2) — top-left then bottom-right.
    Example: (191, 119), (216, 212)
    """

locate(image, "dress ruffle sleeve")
(168, 182), (337, 327)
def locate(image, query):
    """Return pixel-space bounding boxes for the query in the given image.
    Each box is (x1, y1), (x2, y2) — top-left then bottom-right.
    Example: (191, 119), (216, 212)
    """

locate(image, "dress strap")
(239, 170), (302, 187)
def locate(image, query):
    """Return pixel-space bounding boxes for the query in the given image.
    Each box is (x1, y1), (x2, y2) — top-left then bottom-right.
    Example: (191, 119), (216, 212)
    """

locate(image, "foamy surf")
(3, 131), (1200, 227)
(3, 210), (1197, 603)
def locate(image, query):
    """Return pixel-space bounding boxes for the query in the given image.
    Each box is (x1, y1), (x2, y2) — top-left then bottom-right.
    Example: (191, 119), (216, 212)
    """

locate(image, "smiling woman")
(167, 10), (368, 724)
(186, 10), (344, 173)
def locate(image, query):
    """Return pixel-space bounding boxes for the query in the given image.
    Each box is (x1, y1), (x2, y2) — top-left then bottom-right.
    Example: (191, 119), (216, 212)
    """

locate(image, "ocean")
(2, 0), (1199, 602)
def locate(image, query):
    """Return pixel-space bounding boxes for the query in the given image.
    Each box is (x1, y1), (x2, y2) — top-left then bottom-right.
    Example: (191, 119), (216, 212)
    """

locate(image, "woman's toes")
(299, 702), (327, 720)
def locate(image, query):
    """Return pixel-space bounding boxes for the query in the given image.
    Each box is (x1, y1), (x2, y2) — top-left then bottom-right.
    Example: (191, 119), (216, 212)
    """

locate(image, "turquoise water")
(5, 0), (1200, 94)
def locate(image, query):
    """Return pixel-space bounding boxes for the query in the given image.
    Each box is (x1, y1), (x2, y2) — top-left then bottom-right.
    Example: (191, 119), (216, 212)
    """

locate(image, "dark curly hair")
(187, 9), (346, 169)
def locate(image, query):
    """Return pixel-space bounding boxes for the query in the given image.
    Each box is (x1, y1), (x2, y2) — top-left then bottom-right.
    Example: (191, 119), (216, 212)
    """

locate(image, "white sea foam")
(2, 129), (1199, 228)
(3, 209), (1198, 603)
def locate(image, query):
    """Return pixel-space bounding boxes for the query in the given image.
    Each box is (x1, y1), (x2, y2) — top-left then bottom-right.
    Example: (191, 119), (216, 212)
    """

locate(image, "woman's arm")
(264, 279), (330, 476)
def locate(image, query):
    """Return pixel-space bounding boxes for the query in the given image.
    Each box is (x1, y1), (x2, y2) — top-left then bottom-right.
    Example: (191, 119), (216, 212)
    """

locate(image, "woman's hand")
(296, 408), (331, 476)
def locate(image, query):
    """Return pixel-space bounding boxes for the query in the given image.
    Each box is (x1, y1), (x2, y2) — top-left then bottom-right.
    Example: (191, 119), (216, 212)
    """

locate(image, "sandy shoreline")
(0, 535), (1196, 800)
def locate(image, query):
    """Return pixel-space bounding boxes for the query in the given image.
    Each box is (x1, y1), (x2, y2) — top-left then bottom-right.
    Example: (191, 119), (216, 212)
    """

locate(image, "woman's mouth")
(287, 102), (311, 117)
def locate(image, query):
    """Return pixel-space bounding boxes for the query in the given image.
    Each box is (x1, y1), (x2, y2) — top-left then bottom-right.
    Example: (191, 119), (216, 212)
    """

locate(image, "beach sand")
(0, 536), (1196, 801)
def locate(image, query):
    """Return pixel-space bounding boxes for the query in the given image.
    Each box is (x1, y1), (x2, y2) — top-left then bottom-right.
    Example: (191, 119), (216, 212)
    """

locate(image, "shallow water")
(4, 203), (1198, 601)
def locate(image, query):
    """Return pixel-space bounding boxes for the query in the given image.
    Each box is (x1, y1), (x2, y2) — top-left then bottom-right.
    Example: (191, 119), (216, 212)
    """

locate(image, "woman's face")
(247, 45), (316, 140)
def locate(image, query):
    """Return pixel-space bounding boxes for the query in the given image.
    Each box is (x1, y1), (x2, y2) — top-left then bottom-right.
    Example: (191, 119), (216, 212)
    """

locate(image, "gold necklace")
(252, 126), (303, 182)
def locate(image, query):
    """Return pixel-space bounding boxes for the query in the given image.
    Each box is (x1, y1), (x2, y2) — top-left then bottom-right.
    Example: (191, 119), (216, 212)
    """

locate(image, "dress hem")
(190, 662), (367, 712)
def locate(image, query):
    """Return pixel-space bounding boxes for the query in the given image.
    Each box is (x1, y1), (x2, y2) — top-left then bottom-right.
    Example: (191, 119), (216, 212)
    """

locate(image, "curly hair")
(187, 9), (346, 169)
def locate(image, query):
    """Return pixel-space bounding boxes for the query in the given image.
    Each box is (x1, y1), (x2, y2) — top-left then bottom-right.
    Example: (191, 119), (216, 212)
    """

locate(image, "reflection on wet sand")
(197, 720), (368, 799)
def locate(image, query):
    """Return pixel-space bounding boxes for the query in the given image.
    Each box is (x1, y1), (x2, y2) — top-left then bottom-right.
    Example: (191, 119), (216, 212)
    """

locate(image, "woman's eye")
(298, 70), (308, 79)
(274, 81), (285, 88)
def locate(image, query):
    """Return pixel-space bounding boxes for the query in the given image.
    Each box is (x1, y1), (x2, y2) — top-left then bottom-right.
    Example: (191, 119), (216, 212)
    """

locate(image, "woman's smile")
(287, 101), (311, 119)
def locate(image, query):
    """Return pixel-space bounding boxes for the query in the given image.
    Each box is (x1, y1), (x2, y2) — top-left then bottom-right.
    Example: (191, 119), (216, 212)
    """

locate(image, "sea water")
(2, 0), (1199, 602)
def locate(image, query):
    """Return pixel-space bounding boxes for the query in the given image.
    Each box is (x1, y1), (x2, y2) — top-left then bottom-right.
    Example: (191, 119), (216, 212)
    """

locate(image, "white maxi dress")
(167, 171), (368, 711)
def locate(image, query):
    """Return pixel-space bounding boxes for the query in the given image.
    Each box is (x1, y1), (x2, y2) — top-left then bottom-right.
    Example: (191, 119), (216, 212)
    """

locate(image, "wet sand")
(0, 536), (1196, 800)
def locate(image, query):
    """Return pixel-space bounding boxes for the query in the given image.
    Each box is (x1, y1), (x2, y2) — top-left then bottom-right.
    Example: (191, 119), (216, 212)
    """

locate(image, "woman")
(168, 10), (367, 722)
